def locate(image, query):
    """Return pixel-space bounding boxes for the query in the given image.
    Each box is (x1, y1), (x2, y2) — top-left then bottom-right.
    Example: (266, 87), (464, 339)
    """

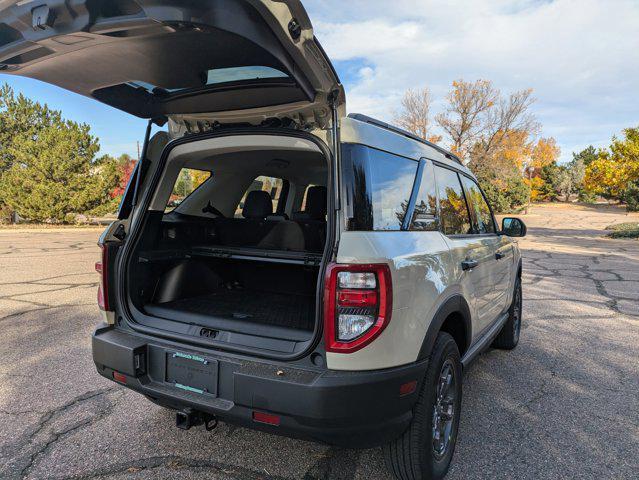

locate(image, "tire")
(383, 332), (462, 480)
(491, 276), (522, 350)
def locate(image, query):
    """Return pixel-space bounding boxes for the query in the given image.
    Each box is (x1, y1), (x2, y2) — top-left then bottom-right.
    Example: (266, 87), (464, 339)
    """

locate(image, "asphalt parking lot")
(1, 204), (638, 480)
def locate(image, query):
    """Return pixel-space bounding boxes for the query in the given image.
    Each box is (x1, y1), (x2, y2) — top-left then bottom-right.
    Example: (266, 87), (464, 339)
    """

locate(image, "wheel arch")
(418, 295), (472, 360)
(517, 257), (523, 278)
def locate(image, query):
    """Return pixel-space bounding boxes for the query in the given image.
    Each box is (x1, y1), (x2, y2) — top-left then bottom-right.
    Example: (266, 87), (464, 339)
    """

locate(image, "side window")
(434, 166), (472, 236)
(460, 176), (496, 234)
(341, 144), (418, 231)
(369, 149), (418, 230)
(409, 162), (439, 231)
(235, 175), (284, 218)
(165, 168), (211, 212)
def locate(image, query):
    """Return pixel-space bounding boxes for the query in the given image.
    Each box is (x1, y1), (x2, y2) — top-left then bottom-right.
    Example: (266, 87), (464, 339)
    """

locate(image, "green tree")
(0, 84), (62, 175)
(572, 145), (598, 167)
(476, 171), (530, 213)
(0, 121), (119, 223)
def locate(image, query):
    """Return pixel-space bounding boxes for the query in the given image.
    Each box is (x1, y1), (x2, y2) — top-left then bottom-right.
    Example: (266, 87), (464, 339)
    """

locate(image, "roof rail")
(347, 113), (463, 166)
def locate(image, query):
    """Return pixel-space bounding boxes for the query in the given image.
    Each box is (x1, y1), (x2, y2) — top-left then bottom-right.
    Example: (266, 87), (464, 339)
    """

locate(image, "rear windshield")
(342, 144), (418, 231)
(126, 66), (289, 94)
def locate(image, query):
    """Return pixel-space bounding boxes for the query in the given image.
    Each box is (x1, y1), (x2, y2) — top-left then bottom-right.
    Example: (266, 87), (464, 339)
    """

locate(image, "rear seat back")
(292, 186), (327, 252)
(215, 190), (274, 247)
(212, 188), (327, 252)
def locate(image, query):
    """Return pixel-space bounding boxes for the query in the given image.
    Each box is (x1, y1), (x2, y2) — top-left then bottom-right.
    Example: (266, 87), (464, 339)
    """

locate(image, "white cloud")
(307, 0), (639, 161)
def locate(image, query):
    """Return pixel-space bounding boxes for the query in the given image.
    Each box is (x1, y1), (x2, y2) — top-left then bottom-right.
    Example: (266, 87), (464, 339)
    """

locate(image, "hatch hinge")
(112, 224), (127, 242)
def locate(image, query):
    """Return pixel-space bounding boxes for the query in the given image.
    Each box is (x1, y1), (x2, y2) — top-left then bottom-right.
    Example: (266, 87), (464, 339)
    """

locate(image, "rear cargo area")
(135, 253), (320, 339)
(124, 134), (329, 353)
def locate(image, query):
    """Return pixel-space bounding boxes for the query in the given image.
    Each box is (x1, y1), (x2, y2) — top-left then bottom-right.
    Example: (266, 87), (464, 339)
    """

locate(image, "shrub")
(606, 222), (639, 239)
(577, 189), (598, 204)
(0, 203), (14, 224)
(623, 182), (639, 212)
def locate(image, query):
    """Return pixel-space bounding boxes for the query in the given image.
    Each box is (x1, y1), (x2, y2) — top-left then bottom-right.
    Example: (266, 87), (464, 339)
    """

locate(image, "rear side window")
(460, 176), (496, 234)
(434, 166), (472, 236)
(235, 176), (284, 218)
(342, 144), (418, 231)
(165, 168), (211, 212)
(409, 163), (439, 231)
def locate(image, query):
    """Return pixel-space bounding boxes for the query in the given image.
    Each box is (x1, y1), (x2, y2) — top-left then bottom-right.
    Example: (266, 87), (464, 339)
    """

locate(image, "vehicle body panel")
(328, 230), (455, 370)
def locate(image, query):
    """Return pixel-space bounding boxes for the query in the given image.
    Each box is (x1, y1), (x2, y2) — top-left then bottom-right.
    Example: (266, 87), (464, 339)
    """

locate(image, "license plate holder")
(166, 352), (218, 396)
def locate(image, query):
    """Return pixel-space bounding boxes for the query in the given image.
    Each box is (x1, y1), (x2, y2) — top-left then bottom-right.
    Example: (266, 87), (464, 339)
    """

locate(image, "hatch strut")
(329, 90), (341, 211)
(131, 119), (154, 208)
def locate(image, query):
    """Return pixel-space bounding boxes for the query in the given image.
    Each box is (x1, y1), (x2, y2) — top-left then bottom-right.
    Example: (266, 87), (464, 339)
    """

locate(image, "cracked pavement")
(1, 203), (638, 479)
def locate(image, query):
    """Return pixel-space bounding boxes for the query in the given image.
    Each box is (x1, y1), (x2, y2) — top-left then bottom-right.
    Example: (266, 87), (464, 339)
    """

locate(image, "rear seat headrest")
(242, 190), (273, 219)
(305, 186), (327, 220)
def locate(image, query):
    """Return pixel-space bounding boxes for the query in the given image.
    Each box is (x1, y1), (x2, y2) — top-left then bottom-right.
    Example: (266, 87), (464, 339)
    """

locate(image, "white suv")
(0, 1), (526, 478)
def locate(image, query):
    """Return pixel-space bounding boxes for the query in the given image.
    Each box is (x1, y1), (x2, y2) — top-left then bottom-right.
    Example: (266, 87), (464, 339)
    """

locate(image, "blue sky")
(2, 0), (637, 163)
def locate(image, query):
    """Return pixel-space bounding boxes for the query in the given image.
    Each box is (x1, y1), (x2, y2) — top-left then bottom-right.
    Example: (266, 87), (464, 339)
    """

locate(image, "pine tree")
(0, 120), (119, 223)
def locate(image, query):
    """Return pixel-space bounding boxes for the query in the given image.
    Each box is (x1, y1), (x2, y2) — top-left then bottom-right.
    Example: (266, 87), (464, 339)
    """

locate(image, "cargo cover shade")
(0, 0), (343, 122)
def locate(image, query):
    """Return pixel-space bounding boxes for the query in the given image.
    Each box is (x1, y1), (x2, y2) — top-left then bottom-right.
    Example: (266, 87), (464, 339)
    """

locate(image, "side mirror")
(501, 217), (527, 237)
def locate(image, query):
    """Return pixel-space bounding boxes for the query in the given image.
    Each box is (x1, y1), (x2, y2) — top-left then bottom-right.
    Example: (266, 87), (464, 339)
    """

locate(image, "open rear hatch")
(0, 0), (344, 126)
(0, 0), (343, 359)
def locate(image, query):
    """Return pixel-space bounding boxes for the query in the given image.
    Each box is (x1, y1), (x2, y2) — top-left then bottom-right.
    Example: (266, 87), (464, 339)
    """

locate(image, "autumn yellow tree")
(190, 169), (211, 190)
(524, 137), (561, 201)
(585, 126), (639, 205)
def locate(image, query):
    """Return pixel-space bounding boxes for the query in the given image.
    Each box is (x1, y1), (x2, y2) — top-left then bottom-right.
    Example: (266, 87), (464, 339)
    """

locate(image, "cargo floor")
(146, 289), (316, 331)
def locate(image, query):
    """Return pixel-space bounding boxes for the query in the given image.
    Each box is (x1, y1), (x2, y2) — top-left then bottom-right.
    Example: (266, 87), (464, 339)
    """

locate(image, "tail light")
(96, 244), (110, 311)
(324, 263), (392, 353)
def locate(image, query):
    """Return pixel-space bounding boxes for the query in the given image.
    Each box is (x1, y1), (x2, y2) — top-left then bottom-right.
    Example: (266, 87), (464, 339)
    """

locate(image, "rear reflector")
(337, 289), (378, 307)
(113, 371), (127, 384)
(252, 411), (280, 426)
(399, 380), (417, 397)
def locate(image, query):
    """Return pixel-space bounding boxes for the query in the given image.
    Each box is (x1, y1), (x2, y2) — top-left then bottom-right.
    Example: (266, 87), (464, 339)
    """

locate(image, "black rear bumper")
(92, 325), (427, 448)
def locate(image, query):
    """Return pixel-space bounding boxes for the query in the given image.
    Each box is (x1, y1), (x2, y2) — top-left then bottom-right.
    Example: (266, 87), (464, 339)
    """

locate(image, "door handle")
(495, 251), (505, 260)
(461, 259), (479, 271)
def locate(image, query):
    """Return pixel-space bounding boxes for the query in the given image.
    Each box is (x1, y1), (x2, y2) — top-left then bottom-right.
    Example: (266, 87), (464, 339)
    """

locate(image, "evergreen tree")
(0, 120), (119, 222)
(0, 84), (63, 175)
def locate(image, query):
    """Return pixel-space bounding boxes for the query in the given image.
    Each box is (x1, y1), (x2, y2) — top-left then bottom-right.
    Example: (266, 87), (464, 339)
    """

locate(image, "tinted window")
(127, 66), (289, 94)
(410, 164), (439, 231)
(235, 176), (284, 218)
(461, 176), (496, 234)
(434, 166), (472, 235)
(342, 144), (418, 231)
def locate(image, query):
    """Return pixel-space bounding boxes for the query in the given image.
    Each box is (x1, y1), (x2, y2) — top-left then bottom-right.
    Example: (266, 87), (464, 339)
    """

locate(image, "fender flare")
(417, 294), (472, 360)
(517, 257), (523, 277)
